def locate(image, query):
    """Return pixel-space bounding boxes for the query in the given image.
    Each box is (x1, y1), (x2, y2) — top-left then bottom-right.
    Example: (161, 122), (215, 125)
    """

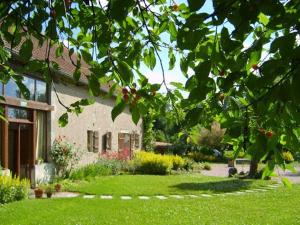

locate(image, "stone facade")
(50, 80), (143, 166)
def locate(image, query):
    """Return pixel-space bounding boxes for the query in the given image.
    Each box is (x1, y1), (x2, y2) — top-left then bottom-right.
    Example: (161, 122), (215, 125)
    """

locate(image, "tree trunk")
(249, 159), (258, 178)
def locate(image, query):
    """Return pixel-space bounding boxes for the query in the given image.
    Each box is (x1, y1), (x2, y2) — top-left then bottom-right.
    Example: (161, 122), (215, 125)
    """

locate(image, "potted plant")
(45, 186), (54, 198)
(54, 183), (62, 192)
(34, 187), (44, 199)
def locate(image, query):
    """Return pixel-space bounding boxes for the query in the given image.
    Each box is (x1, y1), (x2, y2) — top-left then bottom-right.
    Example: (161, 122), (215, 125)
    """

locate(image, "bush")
(168, 155), (185, 170)
(183, 158), (194, 171)
(50, 136), (82, 178)
(0, 175), (30, 204)
(69, 159), (127, 180)
(223, 151), (246, 160)
(130, 151), (173, 175)
(201, 162), (211, 170)
(188, 152), (216, 162)
(282, 151), (294, 163)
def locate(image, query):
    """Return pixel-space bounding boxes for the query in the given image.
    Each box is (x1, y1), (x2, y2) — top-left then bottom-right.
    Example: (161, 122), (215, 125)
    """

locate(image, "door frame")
(1, 105), (36, 180)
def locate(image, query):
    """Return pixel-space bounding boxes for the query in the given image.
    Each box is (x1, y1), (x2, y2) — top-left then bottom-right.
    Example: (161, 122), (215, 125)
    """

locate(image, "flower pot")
(46, 192), (53, 198)
(55, 184), (62, 192)
(34, 189), (44, 199)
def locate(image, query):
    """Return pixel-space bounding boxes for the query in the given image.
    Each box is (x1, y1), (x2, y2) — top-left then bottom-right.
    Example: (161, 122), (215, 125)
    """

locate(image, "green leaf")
(19, 39), (33, 62)
(131, 107), (140, 124)
(59, 113), (68, 127)
(279, 134), (287, 145)
(168, 22), (177, 41)
(194, 60), (211, 79)
(73, 69), (81, 82)
(168, 48), (176, 70)
(88, 75), (101, 96)
(220, 27), (242, 53)
(111, 101), (126, 121)
(258, 13), (269, 25)
(110, 0), (134, 21)
(262, 160), (275, 179)
(81, 49), (92, 63)
(281, 177), (292, 188)
(149, 47), (156, 70)
(117, 60), (133, 84)
(24, 60), (44, 73)
(187, 0), (205, 12)
(55, 43), (63, 57)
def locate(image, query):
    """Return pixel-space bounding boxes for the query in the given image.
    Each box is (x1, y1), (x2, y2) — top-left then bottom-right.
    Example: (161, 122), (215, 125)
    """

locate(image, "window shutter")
(130, 133), (135, 150)
(93, 131), (99, 153)
(118, 133), (125, 151)
(106, 132), (112, 150)
(135, 134), (140, 149)
(87, 130), (93, 152)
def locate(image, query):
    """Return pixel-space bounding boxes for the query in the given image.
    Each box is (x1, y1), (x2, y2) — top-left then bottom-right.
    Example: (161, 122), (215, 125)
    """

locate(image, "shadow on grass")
(171, 179), (254, 193)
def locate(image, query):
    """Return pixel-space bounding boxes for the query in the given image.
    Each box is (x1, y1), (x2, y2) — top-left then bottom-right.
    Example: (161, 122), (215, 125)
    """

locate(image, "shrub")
(188, 152), (216, 162)
(69, 159), (127, 180)
(190, 121), (226, 149)
(50, 136), (82, 178)
(130, 151), (173, 175)
(183, 158), (194, 171)
(168, 155), (185, 170)
(282, 151), (294, 163)
(223, 151), (246, 160)
(0, 175), (30, 204)
(201, 162), (211, 170)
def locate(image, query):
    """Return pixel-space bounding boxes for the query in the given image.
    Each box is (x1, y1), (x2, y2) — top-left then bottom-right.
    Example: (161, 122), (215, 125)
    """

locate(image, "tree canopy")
(1, 0), (300, 180)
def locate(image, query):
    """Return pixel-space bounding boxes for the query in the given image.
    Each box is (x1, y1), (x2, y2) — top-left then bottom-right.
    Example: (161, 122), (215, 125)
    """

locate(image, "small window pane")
(23, 76), (35, 100)
(7, 107), (31, 120)
(36, 80), (47, 102)
(5, 80), (21, 98)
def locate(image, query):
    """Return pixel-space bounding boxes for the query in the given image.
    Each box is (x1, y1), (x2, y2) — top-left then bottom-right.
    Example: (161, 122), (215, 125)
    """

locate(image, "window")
(7, 107), (32, 120)
(36, 111), (47, 161)
(4, 76), (47, 103)
(5, 79), (21, 98)
(35, 80), (47, 102)
(22, 76), (35, 100)
(87, 130), (99, 153)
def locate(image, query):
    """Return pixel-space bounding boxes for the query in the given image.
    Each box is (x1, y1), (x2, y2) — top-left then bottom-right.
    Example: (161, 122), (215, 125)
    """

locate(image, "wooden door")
(118, 133), (131, 159)
(8, 123), (33, 179)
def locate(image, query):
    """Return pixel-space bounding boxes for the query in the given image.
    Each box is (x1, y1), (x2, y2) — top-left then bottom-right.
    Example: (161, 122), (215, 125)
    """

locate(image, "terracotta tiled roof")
(5, 37), (89, 79)
(5, 37), (112, 93)
(33, 41), (91, 79)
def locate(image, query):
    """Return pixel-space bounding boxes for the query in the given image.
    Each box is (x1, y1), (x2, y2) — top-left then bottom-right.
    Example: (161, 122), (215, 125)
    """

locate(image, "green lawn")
(64, 174), (272, 196)
(1, 185), (300, 225)
(2, 175), (299, 225)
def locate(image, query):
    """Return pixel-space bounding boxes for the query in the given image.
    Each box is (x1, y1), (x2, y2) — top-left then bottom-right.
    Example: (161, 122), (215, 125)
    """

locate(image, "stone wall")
(50, 80), (143, 166)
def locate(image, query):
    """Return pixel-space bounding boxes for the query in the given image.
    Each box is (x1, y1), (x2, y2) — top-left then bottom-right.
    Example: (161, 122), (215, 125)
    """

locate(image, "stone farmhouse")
(0, 39), (143, 184)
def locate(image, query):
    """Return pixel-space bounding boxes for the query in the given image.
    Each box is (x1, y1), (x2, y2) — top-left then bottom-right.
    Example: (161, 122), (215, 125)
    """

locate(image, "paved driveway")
(201, 163), (300, 184)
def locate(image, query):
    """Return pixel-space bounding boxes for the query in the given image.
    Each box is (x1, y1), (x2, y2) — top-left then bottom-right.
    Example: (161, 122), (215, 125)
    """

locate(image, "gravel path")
(201, 163), (300, 184)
